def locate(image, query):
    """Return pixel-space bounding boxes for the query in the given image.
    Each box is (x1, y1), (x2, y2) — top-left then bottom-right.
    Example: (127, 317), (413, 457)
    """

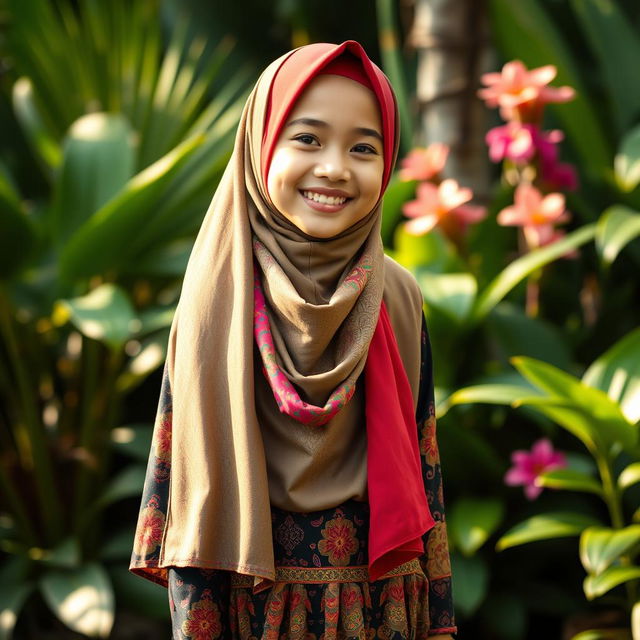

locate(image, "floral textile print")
(168, 498), (454, 639)
(131, 315), (457, 637)
(253, 260), (358, 427)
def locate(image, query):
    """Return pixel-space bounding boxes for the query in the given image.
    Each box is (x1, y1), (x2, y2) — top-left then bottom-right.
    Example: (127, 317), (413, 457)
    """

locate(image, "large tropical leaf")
(449, 498), (504, 556)
(583, 566), (640, 600)
(470, 224), (596, 323)
(570, 0), (640, 136)
(58, 134), (203, 281)
(496, 512), (602, 551)
(53, 284), (137, 350)
(595, 205), (640, 266)
(416, 271), (477, 324)
(582, 326), (640, 425)
(50, 113), (135, 247)
(512, 357), (637, 451)
(580, 525), (640, 576)
(614, 124), (640, 193)
(39, 563), (114, 638)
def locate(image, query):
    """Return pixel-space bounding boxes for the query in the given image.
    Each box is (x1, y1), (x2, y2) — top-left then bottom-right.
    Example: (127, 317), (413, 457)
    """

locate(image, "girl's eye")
(293, 134), (318, 145)
(352, 144), (377, 154)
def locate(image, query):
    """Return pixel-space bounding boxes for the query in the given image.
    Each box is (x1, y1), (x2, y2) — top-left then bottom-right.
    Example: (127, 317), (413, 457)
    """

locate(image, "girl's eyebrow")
(286, 117), (383, 142)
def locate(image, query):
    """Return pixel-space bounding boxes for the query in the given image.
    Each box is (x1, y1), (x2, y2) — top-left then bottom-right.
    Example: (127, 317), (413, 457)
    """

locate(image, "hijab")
(139, 40), (433, 592)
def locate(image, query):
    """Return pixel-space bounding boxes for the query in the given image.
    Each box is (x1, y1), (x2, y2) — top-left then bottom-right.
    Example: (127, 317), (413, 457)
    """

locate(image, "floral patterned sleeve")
(416, 313), (458, 637)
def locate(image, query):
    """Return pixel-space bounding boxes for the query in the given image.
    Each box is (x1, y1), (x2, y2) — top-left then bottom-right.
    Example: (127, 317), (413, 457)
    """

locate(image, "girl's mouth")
(300, 190), (352, 212)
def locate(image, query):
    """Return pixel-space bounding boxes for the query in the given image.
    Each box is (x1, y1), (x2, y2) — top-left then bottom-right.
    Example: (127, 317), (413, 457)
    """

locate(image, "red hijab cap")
(261, 41), (398, 193)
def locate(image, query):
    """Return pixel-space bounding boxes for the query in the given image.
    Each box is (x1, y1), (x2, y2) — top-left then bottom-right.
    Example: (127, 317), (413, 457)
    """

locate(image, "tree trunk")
(409, 0), (493, 201)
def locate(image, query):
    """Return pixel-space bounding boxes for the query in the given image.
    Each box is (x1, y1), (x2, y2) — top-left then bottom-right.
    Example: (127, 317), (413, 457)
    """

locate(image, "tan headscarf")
(141, 41), (420, 592)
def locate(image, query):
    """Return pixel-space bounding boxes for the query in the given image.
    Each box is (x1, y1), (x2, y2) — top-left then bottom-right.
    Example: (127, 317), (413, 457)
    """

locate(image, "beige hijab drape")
(145, 42), (421, 593)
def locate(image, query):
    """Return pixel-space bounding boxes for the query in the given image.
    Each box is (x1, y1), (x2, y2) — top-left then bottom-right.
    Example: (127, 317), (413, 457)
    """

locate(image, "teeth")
(302, 190), (347, 205)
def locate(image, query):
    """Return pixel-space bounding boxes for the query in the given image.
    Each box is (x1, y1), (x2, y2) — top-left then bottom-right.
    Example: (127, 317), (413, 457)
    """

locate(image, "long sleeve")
(416, 313), (458, 637)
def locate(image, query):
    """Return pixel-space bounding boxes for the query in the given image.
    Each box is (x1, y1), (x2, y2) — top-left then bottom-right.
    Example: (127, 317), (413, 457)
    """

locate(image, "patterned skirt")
(168, 499), (433, 639)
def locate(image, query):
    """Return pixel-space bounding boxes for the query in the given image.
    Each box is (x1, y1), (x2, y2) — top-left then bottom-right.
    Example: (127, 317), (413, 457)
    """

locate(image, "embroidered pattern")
(317, 516), (359, 566)
(253, 262), (356, 426)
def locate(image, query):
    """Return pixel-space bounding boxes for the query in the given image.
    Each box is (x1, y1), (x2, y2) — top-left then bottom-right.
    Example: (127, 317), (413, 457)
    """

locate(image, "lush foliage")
(378, 1), (640, 638)
(0, 0), (248, 636)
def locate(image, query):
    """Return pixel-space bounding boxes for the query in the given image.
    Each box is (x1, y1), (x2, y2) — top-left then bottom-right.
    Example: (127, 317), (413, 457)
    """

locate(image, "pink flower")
(399, 143), (449, 181)
(486, 123), (537, 163)
(505, 438), (567, 500)
(479, 61), (575, 121)
(497, 183), (570, 250)
(403, 179), (487, 239)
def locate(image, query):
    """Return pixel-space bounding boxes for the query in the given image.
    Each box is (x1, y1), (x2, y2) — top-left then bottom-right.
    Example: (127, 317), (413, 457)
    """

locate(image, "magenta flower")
(486, 123), (537, 163)
(505, 438), (567, 500)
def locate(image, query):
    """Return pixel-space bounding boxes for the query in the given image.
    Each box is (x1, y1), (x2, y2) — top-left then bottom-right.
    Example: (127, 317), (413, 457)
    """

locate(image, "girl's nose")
(313, 151), (351, 182)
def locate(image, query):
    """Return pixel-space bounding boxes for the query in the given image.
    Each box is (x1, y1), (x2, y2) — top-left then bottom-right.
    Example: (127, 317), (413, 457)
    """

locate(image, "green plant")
(0, 0), (249, 636)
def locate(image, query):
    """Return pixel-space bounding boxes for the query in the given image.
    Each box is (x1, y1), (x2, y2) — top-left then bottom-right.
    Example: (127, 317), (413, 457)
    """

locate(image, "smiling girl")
(130, 41), (457, 639)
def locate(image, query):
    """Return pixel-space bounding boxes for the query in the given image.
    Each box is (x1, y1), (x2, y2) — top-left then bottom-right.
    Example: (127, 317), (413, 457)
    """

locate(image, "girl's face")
(267, 74), (384, 239)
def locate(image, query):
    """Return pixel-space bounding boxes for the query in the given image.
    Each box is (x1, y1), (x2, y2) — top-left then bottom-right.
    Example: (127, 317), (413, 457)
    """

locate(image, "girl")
(130, 40), (457, 639)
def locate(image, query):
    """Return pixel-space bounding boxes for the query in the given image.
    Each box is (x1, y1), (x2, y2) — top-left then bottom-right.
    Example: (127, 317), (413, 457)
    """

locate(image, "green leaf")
(449, 552), (489, 616)
(39, 563), (114, 638)
(59, 134), (204, 281)
(596, 205), (640, 265)
(580, 525), (640, 576)
(571, 630), (633, 640)
(99, 528), (136, 562)
(584, 566), (640, 600)
(135, 305), (176, 337)
(51, 113), (135, 248)
(619, 463), (640, 491)
(110, 425), (153, 462)
(615, 125), (640, 192)
(108, 566), (170, 620)
(53, 284), (137, 349)
(512, 357), (637, 451)
(570, 0), (640, 135)
(0, 555), (32, 640)
(440, 383), (539, 417)
(449, 498), (504, 555)
(488, 0), (611, 174)
(12, 77), (62, 170)
(512, 396), (616, 455)
(496, 512), (601, 551)
(471, 225), (596, 323)
(95, 465), (146, 508)
(118, 327), (170, 392)
(380, 177), (418, 247)
(487, 302), (572, 369)
(37, 538), (81, 569)
(416, 271), (477, 324)
(391, 225), (452, 272)
(537, 469), (603, 496)
(0, 170), (36, 278)
(583, 326), (640, 424)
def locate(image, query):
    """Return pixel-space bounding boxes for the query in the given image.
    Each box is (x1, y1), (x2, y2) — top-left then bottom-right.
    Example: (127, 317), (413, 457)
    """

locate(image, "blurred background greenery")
(0, 0), (639, 638)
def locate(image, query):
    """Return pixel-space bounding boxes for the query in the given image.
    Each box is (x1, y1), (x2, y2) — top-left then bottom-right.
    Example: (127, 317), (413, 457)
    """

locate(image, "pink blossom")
(504, 438), (567, 500)
(486, 123), (537, 163)
(399, 143), (449, 181)
(497, 183), (570, 250)
(403, 179), (487, 239)
(479, 61), (575, 121)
